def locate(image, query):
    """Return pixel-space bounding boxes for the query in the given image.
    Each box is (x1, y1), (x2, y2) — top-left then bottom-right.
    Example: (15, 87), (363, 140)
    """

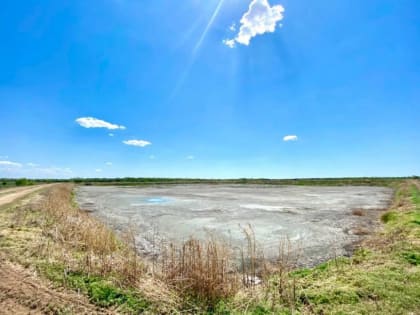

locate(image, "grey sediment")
(75, 184), (393, 267)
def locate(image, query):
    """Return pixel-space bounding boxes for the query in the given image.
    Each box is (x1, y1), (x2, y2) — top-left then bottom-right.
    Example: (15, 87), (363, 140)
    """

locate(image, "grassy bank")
(0, 181), (419, 314)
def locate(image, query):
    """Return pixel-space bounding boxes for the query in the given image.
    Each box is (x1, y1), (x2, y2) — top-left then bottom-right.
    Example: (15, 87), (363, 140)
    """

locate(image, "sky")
(0, 0), (419, 179)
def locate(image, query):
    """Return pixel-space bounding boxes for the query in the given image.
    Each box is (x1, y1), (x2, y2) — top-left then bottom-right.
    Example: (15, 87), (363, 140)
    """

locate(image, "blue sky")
(0, 0), (419, 179)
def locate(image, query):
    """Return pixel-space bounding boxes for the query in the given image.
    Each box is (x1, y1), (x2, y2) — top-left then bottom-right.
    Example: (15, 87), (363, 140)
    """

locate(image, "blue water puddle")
(146, 197), (169, 204)
(130, 197), (171, 206)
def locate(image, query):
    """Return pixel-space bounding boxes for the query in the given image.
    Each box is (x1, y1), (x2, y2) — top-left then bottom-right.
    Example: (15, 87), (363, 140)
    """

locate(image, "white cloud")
(123, 139), (151, 147)
(149, 155), (156, 160)
(224, 0), (285, 47)
(108, 133), (114, 137)
(222, 39), (236, 48)
(186, 155), (195, 160)
(229, 23), (236, 31)
(76, 117), (126, 130)
(105, 162), (113, 166)
(0, 160), (22, 167)
(283, 135), (298, 141)
(95, 169), (102, 173)
(27, 163), (39, 167)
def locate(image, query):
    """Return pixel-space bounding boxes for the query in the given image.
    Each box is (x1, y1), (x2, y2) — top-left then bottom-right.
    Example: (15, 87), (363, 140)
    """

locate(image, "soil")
(0, 185), (52, 207)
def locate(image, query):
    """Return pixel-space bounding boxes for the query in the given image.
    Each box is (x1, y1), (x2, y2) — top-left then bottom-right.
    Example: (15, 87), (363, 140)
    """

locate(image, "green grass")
(38, 262), (150, 313)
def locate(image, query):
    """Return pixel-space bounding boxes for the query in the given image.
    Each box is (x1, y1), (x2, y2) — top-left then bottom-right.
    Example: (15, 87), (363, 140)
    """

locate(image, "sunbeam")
(193, 0), (226, 55)
(169, 0), (226, 100)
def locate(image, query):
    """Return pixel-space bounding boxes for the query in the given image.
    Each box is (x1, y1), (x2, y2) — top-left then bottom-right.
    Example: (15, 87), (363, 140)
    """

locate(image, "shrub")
(381, 211), (398, 223)
(160, 237), (239, 308)
(15, 178), (33, 186)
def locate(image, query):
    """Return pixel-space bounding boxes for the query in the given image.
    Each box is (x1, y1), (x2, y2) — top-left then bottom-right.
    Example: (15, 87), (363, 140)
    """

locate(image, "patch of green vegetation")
(412, 186), (420, 204)
(401, 251), (420, 265)
(290, 268), (312, 278)
(15, 178), (34, 186)
(381, 211), (398, 223)
(304, 288), (361, 305)
(38, 262), (150, 313)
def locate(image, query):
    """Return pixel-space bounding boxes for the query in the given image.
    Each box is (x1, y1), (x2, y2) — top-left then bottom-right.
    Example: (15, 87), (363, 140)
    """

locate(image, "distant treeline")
(1, 178), (35, 187)
(1, 176), (418, 187)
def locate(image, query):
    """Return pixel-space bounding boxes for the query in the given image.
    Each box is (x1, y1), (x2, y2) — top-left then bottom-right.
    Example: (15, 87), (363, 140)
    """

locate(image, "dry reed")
(38, 184), (145, 285)
(159, 236), (239, 307)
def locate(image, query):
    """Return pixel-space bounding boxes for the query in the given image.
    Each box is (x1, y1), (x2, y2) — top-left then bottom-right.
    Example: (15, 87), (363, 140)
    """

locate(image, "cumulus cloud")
(224, 0), (284, 47)
(283, 135), (298, 141)
(105, 162), (113, 166)
(0, 160), (22, 167)
(123, 139), (151, 147)
(108, 133), (114, 137)
(76, 117), (126, 130)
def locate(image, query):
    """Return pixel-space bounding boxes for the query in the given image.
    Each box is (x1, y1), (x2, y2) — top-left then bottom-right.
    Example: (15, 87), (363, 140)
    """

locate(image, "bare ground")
(0, 185), (114, 315)
(0, 185), (52, 207)
(0, 254), (111, 315)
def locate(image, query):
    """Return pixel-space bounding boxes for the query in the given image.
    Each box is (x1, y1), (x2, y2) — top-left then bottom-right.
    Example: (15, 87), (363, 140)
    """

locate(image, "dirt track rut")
(0, 185), (51, 207)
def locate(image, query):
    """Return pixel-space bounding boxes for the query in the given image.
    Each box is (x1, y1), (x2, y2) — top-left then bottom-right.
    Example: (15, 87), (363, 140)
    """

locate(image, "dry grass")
(159, 237), (239, 307)
(38, 184), (145, 285)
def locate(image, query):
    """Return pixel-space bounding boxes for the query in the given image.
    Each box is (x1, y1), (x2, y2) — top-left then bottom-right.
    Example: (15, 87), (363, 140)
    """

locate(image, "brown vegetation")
(39, 184), (145, 285)
(352, 208), (365, 216)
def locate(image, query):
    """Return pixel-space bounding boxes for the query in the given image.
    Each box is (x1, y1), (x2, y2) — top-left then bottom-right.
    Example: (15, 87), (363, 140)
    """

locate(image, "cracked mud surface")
(76, 184), (393, 266)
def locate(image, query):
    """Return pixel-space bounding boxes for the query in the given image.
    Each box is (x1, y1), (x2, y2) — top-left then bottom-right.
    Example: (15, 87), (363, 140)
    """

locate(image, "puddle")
(131, 197), (171, 206)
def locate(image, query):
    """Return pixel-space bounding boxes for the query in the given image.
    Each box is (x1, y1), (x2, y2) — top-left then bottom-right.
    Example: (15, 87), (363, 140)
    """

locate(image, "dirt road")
(0, 185), (52, 207)
(0, 184), (113, 314)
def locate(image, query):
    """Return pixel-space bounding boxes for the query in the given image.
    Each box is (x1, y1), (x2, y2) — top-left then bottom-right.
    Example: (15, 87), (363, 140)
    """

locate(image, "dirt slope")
(0, 254), (111, 315)
(0, 186), (115, 315)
